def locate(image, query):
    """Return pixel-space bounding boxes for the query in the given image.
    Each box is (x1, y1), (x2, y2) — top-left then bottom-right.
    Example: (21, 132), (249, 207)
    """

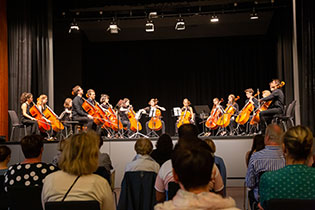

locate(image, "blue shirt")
(245, 145), (285, 201)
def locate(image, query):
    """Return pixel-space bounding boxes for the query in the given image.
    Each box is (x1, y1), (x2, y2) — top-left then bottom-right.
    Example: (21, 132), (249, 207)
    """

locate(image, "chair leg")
(24, 125), (27, 136)
(10, 127), (15, 141)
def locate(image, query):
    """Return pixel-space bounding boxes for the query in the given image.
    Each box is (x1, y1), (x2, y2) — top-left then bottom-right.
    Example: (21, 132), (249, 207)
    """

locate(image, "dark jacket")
(261, 89), (284, 112)
(72, 95), (88, 117)
(117, 171), (157, 210)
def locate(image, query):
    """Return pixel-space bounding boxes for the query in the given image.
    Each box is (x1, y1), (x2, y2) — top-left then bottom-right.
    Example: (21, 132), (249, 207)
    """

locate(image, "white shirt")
(125, 154), (160, 174)
(41, 170), (115, 210)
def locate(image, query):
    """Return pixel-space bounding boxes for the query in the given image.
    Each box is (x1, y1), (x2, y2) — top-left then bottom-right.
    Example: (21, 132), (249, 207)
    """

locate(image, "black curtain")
(269, 8), (294, 106)
(81, 36), (277, 135)
(297, 0), (315, 132)
(7, 0), (50, 116)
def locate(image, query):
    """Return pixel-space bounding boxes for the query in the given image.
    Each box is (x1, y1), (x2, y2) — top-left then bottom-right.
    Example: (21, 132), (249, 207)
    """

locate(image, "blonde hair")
(283, 125), (313, 161)
(265, 124), (283, 144)
(134, 138), (153, 155)
(64, 98), (72, 108)
(59, 130), (99, 175)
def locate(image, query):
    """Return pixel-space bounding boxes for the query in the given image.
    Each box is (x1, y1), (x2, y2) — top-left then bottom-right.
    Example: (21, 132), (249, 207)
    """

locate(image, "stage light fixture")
(145, 20), (154, 32)
(175, 18), (185, 31)
(68, 20), (79, 33)
(210, 15), (219, 23)
(107, 21), (120, 34)
(250, 8), (259, 20)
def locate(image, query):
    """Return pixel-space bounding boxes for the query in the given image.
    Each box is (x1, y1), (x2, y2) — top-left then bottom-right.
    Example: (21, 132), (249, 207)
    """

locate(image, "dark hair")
(0, 146), (11, 162)
(20, 135), (44, 158)
(156, 133), (173, 154)
(172, 143), (214, 190)
(178, 124), (199, 139)
(244, 88), (254, 94)
(247, 134), (265, 166)
(20, 92), (33, 104)
(72, 85), (81, 96)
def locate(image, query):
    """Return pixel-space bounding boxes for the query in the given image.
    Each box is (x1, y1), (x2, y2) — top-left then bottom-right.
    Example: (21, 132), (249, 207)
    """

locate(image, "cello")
(205, 98), (224, 129)
(42, 105), (64, 132)
(105, 104), (124, 131)
(148, 107), (162, 131)
(216, 96), (240, 128)
(81, 97), (104, 125)
(235, 91), (260, 125)
(250, 81), (285, 125)
(29, 102), (51, 133)
(177, 108), (192, 128)
(127, 106), (142, 132)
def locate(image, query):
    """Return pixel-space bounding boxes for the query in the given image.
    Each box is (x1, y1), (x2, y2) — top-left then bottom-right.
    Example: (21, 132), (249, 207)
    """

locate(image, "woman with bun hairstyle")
(259, 125), (315, 209)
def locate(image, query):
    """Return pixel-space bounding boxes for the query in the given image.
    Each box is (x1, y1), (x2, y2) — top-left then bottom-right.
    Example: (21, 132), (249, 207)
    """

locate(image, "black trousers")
(73, 116), (94, 129)
(260, 107), (282, 132)
(21, 119), (39, 135)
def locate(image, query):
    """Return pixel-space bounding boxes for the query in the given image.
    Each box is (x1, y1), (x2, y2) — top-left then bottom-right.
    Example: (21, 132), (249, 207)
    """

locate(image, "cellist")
(141, 98), (166, 135)
(117, 98), (131, 131)
(259, 79), (284, 133)
(175, 98), (194, 133)
(227, 94), (239, 135)
(71, 85), (94, 129)
(86, 89), (96, 106)
(20, 92), (39, 134)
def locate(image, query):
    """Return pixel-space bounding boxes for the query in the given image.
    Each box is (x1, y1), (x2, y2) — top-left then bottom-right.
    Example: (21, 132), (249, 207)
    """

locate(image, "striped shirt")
(245, 145), (285, 201)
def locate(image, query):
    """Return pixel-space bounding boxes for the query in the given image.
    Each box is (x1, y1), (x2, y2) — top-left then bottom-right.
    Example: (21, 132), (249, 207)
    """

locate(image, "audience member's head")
(264, 124), (283, 145)
(172, 143), (214, 191)
(0, 145), (11, 167)
(155, 134), (173, 154)
(135, 138), (153, 155)
(59, 130), (99, 176)
(178, 124), (199, 139)
(20, 135), (44, 159)
(250, 134), (265, 152)
(204, 138), (216, 154)
(282, 125), (313, 163)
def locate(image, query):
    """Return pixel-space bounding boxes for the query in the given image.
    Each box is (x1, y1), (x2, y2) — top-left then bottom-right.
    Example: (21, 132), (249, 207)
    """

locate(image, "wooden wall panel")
(0, 0), (9, 140)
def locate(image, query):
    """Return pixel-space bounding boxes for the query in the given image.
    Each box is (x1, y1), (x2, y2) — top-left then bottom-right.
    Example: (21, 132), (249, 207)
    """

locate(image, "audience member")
(155, 138), (224, 202)
(42, 130), (115, 210)
(4, 135), (57, 191)
(155, 144), (239, 210)
(125, 138), (160, 173)
(259, 125), (315, 209)
(98, 137), (113, 172)
(51, 138), (67, 167)
(204, 138), (227, 196)
(151, 134), (174, 166)
(178, 124), (199, 139)
(245, 135), (265, 167)
(0, 146), (11, 175)
(245, 124), (285, 209)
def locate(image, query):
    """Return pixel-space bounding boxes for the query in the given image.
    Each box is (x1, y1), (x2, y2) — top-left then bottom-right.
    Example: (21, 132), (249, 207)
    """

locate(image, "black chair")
(117, 171), (157, 210)
(8, 110), (27, 141)
(273, 100), (296, 131)
(45, 200), (100, 210)
(265, 198), (315, 210)
(167, 182), (180, 200)
(7, 186), (43, 210)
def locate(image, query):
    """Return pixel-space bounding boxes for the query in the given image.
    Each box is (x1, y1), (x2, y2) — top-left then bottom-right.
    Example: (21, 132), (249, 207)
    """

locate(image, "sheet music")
(173, 107), (181, 117)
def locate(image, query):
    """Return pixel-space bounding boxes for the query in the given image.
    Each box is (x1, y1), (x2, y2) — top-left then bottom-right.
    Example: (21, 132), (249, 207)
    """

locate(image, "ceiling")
(53, 0), (291, 42)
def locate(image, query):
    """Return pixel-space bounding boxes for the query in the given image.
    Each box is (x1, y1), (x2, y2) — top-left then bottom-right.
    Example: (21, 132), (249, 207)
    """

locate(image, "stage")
(0, 135), (252, 188)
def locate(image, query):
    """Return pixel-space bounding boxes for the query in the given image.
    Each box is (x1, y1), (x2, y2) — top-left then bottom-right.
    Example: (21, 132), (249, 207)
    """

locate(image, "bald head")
(265, 124), (283, 145)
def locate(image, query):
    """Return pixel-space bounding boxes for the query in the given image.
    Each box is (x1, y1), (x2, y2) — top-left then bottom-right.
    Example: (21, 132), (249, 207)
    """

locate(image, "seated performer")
(86, 89), (96, 105)
(20, 92), (39, 134)
(205, 97), (224, 136)
(259, 79), (284, 133)
(227, 94), (239, 135)
(240, 88), (259, 134)
(71, 85), (94, 129)
(117, 98), (131, 130)
(37, 94), (48, 113)
(175, 98), (195, 133)
(59, 98), (73, 133)
(141, 98), (166, 135)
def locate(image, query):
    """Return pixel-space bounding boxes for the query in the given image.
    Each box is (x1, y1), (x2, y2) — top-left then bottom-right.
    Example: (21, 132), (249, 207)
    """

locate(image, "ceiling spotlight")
(68, 19), (79, 33)
(250, 8), (259, 20)
(149, 12), (158, 19)
(175, 18), (185, 31)
(210, 15), (219, 23)
(145, 20), (154, 32)
(107, 21), (120, 34)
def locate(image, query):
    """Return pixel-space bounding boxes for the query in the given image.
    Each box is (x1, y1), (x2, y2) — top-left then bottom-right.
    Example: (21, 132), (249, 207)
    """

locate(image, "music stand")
(129, 110), (148, 139)
(194, 105), (210, 137)
(172, 107), (181, 117)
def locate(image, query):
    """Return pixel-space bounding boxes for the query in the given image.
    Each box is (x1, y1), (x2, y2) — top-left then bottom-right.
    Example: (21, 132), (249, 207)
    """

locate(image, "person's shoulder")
(154, 200), (176, 210)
